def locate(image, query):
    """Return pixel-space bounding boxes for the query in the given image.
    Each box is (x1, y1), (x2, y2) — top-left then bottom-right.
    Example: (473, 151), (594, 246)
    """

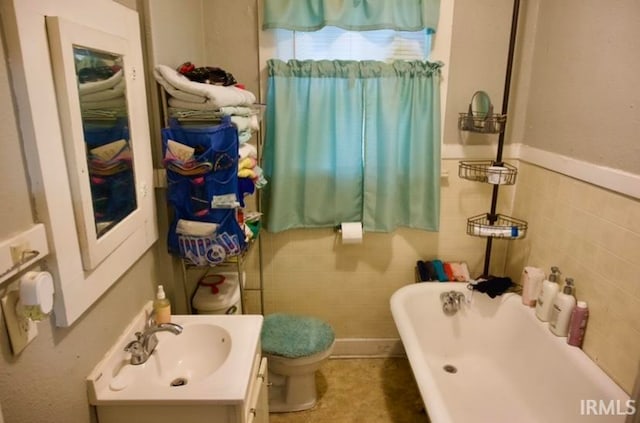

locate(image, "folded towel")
(432, 260), (449, 282)
(155, 64), (256, 107)
(425, 261), (437, 281)
(78, 69), (123, 95)
(443, 262), (455, 281)
(218, 106), (255, 116)
(416, 260), (429, 281)
(450, 262), (471, 282)
(80, 79), (126, 102)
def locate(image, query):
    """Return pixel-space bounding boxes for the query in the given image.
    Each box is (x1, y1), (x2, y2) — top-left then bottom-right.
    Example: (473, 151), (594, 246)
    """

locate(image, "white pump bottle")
(535, 266), (560, 322)
(549, 278), (576, 337)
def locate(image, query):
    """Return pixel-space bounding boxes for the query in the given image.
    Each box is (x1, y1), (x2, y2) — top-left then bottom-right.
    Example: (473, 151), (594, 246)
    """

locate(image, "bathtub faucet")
(440, 291), (466, 316)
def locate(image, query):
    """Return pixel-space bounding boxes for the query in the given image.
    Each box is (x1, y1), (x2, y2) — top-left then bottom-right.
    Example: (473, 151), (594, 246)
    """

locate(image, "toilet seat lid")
(261, 314), (335, 358)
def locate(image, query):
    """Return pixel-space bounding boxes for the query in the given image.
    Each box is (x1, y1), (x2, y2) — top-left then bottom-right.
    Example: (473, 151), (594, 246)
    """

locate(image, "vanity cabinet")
(95, 357), (268, 423)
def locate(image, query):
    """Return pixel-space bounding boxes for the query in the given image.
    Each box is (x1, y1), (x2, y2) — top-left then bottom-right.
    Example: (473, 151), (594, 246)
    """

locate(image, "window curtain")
(262, 60), (365, 232)
(263, 0), (440, 33)
(262, 59), (442, 233)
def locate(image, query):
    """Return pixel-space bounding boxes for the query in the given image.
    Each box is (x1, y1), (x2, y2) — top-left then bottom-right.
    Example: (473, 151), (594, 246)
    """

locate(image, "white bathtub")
(391, 283), (632, 423)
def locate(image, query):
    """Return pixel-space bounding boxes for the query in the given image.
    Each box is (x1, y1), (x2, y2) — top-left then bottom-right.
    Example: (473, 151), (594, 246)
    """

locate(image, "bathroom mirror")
(46, 16), (145, 271)
(74, 47), (137, 238)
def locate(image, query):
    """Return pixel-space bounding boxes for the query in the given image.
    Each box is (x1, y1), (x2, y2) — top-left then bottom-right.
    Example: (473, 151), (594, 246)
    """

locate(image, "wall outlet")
(1, 289), (38, 354)
(9, 241), (31, 265)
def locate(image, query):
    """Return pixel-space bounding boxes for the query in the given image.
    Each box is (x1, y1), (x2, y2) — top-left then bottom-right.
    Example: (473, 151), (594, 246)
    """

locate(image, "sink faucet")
(440, 291), (466, 316)
(124, 320), (183, 365)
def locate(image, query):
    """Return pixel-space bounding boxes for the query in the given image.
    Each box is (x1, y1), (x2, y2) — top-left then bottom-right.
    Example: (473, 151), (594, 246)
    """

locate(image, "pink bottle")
(567, 301), (589, 347)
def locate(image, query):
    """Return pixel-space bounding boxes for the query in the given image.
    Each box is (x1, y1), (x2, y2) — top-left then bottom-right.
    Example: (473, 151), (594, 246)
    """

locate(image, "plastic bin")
(192, 272), (242, 315)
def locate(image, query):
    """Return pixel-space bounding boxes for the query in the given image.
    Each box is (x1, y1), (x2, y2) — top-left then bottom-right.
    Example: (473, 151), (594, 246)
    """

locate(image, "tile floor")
(269, 358), (430, 423)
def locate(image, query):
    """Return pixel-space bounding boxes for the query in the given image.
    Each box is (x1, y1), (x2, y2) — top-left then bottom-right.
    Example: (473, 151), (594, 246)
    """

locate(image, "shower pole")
(482, 0), (521, 277)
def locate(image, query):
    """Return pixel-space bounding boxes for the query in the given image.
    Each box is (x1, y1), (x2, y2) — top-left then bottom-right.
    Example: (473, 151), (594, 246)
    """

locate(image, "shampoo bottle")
(153, 285), (171, 324)
(549, 278), (576, 337)
(567, 301), (589, 347)
(535, 266), (560, 322)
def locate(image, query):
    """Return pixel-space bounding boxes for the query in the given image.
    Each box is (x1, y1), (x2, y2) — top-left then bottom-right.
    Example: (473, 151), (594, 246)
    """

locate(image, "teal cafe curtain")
(262, 59), (442, 233)
(263, 0), (440, 33)
(362, 61), (441, 231)
(262, 60), (365, 232)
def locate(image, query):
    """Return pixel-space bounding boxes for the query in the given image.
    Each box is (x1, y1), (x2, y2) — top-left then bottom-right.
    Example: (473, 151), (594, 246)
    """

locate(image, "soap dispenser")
(535, 266), (560, 322)
(549, 278), (576, 337)
(153, 285), (172, 324)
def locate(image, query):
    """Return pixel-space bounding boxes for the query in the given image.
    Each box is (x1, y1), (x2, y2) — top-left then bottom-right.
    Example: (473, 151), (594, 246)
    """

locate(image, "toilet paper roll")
(341, 222), (363, 244)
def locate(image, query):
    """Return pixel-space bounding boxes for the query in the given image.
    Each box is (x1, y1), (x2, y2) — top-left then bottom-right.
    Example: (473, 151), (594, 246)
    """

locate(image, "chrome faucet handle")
(124, 339), (145, 365)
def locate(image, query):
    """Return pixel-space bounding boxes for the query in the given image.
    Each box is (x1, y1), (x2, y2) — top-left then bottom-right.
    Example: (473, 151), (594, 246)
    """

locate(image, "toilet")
(260, 313), (335, 412)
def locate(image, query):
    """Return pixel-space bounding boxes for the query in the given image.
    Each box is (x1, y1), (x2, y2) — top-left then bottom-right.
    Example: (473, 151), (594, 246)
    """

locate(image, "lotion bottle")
(549, 278), (576, 336)
(153, 285), (171, 324)
(535, 266), (560, 322)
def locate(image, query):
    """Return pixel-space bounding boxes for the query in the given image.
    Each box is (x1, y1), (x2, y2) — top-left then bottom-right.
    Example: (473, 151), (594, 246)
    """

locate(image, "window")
(274, 27), (432, 61)
(263, 29), (441, 233)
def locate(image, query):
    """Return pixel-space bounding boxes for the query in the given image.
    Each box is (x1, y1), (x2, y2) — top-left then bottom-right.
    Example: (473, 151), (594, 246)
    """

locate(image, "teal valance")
(263, 0), (440, 33)
(267, 59), (443, 78)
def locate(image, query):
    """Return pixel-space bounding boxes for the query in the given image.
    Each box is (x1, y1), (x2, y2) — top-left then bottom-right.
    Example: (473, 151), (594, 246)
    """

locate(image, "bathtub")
(391, 283), (632, 423)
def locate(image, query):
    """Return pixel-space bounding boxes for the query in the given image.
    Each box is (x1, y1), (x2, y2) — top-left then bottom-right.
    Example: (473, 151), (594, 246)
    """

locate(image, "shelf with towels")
(153, 63), (265, 315)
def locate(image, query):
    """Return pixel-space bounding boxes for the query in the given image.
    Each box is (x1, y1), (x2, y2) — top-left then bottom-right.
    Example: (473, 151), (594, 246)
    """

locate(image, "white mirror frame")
(1, 0), (158, 326)
(46, 16), (143, 271)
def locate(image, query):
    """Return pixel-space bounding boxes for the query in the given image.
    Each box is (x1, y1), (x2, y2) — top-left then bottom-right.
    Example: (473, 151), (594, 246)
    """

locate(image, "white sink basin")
(87, 307), (263, 405)
(149, 323), (232, 386)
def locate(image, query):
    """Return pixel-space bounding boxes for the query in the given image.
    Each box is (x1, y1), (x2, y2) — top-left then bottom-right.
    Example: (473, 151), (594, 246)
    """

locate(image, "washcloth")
(155, 64), (256, 107)
(261, 313), (335, 358)
(470, 277), (514, 298)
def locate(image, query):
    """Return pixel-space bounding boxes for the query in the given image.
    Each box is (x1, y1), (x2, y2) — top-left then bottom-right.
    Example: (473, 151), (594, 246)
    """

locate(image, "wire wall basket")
(467, 213), (528, 239)
(458, 160), (518, 185)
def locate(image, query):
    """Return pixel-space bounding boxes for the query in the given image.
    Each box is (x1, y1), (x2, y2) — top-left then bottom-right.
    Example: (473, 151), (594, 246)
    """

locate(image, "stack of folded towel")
(416, 260), (471, 282)
(154, 63), (262, 144)
(79, 68), (127, 118)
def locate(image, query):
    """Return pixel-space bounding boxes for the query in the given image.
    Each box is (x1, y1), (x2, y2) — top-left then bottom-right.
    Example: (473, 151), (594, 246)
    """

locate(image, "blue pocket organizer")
(162, 117), (239, 198)
(163, 118), (245, 262)
(168, 210), (246, 261)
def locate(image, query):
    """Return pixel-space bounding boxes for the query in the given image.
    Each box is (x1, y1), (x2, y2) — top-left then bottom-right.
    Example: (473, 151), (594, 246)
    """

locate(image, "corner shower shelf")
(466, 213), (527, 240)
(458, 112), (507, 134)
(458, 160), (518, 185)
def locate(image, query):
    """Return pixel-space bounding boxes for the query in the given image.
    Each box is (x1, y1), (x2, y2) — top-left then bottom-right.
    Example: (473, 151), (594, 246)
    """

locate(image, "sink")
(87, 306), (263, 405)
(152, 323), (232, 386)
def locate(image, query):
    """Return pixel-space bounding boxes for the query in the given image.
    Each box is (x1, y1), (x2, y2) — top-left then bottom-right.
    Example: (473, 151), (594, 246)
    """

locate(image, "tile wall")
(244, 159), (515, 337)
(505, 161), (640, 393)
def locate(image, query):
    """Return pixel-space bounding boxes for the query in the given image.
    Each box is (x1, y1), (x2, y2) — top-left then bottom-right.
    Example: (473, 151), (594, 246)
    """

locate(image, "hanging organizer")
(459, 0), (527, 277)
